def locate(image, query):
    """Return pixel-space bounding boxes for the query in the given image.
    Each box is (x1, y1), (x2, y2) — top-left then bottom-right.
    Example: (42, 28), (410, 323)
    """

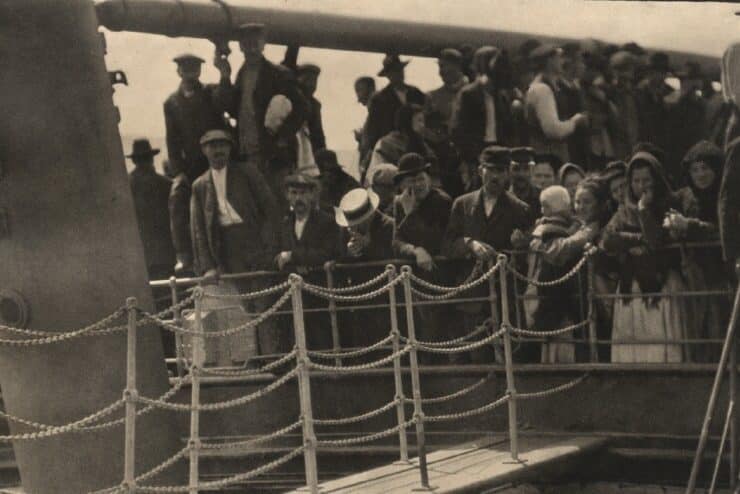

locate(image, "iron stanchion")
(586, 249), (599, 362)
(291, 274), (320, 494)
(169, 276), (185, 378)
(687, 262), (740, 493)
(486, 260), (502, 364)
(401, 266), (434, 491)
(731, 334), (737, 490)
(123, 297), (138, 493)
(387, 265), (409, 464)
(189, 287), (205, 494)
(497, 255), (521, 463)
(323, 261), (342, 367)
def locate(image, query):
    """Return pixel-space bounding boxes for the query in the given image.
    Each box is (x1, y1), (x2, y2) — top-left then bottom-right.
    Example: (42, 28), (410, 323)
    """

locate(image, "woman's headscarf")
(557, 162), (586, 185)
(625, 151), (673, 215)
(681, 140), (724, 222)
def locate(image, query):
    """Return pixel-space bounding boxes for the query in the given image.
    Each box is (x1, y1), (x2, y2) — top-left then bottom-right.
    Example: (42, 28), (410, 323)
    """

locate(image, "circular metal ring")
(0, 289), (29, 328)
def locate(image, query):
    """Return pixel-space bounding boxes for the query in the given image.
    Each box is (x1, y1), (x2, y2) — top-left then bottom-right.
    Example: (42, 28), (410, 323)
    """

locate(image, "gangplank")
(292, 435), (608, 494)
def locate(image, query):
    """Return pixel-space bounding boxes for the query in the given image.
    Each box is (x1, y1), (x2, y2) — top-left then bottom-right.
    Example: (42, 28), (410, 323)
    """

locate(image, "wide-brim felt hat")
(378, 54), (410, 77)
(394, 152), (431, 185)
(126, 138), (160, 159)
(335, 188), (380, 227)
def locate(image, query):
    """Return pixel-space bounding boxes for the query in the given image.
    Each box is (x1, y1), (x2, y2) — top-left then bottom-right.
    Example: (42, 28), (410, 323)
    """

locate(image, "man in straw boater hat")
(335, 187), (395, 353)
(274, 172), (340, 350)
(189, 129), (284, 356)
(126, 138), (175, 283)
(213, 22), (307, 201)
(443, 145), (533, 364)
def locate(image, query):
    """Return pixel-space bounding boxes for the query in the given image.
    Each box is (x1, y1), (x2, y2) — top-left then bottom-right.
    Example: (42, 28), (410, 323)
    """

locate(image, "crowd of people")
(127, 22), (740, 366)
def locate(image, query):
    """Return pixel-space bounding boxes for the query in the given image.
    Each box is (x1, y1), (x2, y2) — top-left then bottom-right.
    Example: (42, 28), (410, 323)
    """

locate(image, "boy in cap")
(509, 146), (542, 224)
(164, 54), (228, 274)
(165, 54), (227, 183)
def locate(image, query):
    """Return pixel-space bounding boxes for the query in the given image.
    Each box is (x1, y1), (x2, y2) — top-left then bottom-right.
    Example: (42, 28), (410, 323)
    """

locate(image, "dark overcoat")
(450, 80), (516, 164)
(277, 209), (340, 270)
(443, 189), (532, 258)
(392, 188), (452, 257)
(213, 57), (307, 163)
(363, 83), (426, 154)
(129, 167), (175, 275)
(164, 82), (227, 182)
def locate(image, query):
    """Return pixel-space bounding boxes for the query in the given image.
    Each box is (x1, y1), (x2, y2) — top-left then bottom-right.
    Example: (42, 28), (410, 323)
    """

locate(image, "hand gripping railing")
(687, 261), (740, 494)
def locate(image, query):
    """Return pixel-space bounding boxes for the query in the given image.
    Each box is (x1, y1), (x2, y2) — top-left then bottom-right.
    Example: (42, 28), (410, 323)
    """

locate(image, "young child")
(526, 185), (595, 363)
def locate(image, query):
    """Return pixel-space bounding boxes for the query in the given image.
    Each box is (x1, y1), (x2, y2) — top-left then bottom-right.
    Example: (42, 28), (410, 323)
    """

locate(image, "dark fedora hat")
(378, 54), (410, 77)
(126, 138), (160, 159)
(394, 152), (431, 185)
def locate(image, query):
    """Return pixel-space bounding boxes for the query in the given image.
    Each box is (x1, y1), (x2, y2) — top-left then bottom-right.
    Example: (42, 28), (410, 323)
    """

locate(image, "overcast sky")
(104, 0), (740, 160)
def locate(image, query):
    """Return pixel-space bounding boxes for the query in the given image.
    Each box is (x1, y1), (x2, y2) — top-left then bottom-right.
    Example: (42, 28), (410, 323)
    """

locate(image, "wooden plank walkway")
(295, 435), (608, 494)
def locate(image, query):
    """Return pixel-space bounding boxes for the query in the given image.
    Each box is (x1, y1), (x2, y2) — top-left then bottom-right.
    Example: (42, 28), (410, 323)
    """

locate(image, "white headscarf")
(721, 42), (740, 106)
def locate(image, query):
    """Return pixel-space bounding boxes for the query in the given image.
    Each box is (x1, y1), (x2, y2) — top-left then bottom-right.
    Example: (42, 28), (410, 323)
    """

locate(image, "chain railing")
(0, 251), (633, 493)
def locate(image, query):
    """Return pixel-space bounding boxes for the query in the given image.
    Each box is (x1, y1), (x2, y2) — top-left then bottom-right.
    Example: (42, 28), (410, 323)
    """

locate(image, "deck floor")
(291, 435), (607, 494)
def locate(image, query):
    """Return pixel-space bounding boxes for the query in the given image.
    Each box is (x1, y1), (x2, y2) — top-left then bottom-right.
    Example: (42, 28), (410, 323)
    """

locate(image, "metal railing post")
(387, 265), (409, 464)
(401, 266), (433, 491)
(731, 334), (737, 490)
(497, 255), (521, 463)
(123, 297), (138, 493)
(586, 250), (599, 362)
(710, 401), (735, 494)
(189, 287), (205, 494)
(687, 265), (740, 494)
(324, 261), (342, 367)
(170, 276), (185, 377)
(291, 274), (319, 494)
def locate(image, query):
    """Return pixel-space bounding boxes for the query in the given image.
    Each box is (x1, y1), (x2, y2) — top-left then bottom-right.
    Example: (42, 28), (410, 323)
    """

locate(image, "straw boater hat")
(335, 188), (380, 227)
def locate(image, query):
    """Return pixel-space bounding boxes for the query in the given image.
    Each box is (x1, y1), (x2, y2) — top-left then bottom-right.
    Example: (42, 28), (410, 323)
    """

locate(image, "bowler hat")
(335, 188), (380, 227)
(199, 129), (234, 146)
(284, 173), (317, 190)
(378, 54), (410, 77)
(394, 153), (431, 185)
(173, 53), (205, 66)
(126, 138), (160, 159)
(479, 145), (511, 169)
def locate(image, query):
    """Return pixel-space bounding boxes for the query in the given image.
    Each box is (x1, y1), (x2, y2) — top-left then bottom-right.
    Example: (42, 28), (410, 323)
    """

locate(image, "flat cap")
(438, 48), (463, 65)
(371, 163), (399, 186)
(297, 63), (321, 76)
(529, 43), (561, 62)
(479, 145), (511, 168)
(173, 53), (205, 65)
(284, 173), (317, 189)
(236, 22), (266, 37)
(609, 50), (636, 70)
(199, 129), (234, 146)
(510, 147), (535, 164)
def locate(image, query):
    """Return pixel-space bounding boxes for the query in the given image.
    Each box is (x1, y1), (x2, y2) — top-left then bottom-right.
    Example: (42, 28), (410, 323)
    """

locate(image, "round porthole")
(0, 290), (29, 328)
